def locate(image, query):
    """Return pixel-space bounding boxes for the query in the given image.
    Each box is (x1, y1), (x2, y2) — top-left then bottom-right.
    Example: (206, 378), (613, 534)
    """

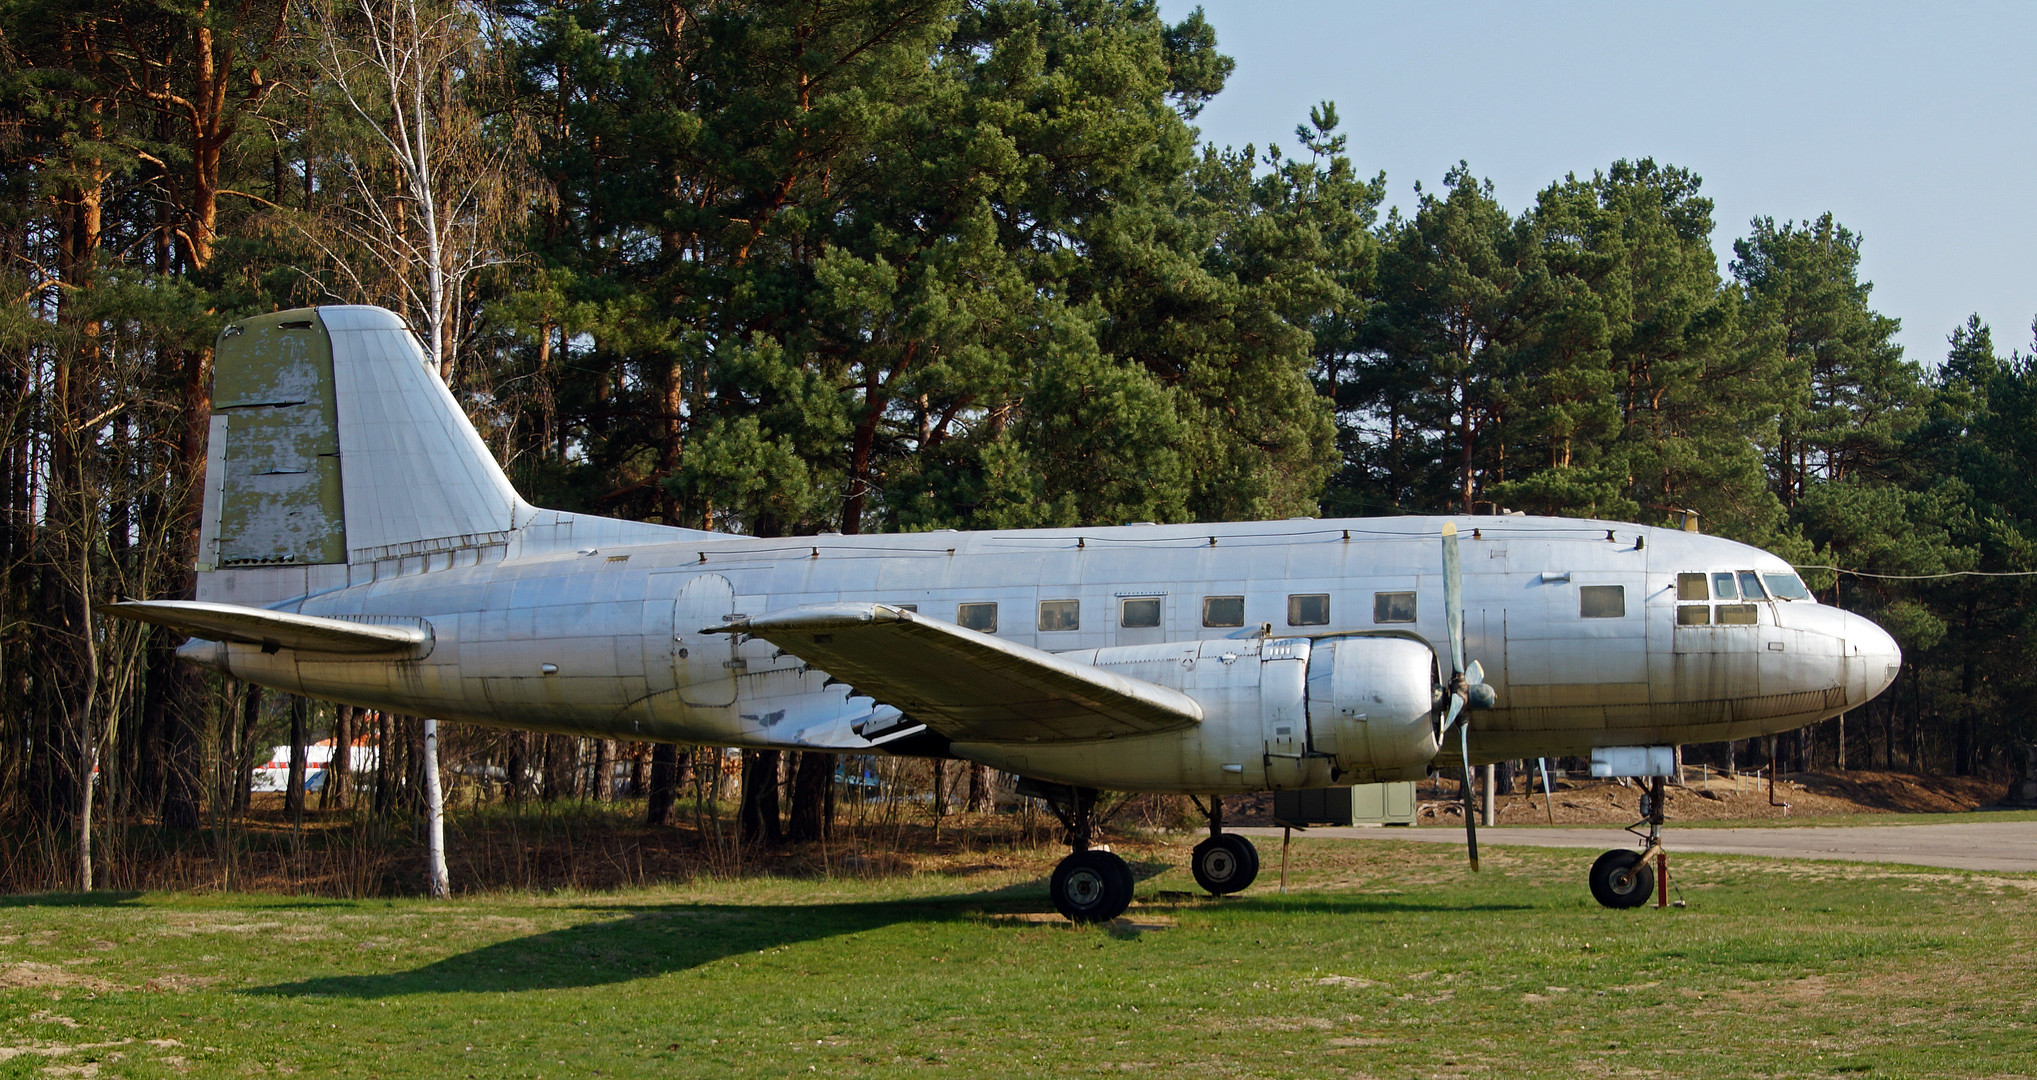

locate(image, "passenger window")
(956, 602), (997, 633)
(1202, 596), (1244, 627)
(1287, 594), (1330, 626)
(1119, 597), (1161, 629)
(1373, 591), (1417, 623)
(1038, 599), (1079, 632)
(1737, 571), (1767, 600)
(1580, 585), (1626, 618)
(1711, 572), (1737, 600)
(1677, 604), (1711, 626)
(1716, 604), (1759, 625)
(1764, 573), (1813, 601)
(1677, 573), (1709, 601)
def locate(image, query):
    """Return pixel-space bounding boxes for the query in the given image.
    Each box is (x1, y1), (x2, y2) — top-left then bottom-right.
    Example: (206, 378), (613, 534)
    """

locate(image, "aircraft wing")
(100, 600), (432, 656)
(709, 603), (1203, 743)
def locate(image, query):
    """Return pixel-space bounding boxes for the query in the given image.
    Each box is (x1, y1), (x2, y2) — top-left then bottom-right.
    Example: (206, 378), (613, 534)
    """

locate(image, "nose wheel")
(1589, 849), (1655, 908)
(1590, 774), (1670, 910)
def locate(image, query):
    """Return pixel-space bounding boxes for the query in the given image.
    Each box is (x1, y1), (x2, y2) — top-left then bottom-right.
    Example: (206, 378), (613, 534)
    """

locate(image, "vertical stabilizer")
(197, 305), (704, 607)
(319, 305), (522, 559)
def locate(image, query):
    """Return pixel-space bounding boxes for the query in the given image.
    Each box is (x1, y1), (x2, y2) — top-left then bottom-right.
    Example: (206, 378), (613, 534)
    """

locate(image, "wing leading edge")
(708, 603), (1203, 744)
(101, 600), (432, 656)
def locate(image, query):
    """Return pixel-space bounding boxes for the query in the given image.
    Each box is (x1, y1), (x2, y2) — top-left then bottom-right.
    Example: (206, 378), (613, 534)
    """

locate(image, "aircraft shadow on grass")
(0, 891), (145, 908)
(251, 865), (1532, 999)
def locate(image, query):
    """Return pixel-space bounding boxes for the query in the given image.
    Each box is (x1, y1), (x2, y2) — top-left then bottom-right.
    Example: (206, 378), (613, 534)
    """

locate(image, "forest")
(3, 0), (2033, 890)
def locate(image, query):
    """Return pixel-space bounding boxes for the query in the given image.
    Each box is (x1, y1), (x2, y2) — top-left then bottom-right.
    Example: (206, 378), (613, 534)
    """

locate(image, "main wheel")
(1192, 834), (1260, 895)
(1050, 850), (1135, 923)
(1588, 849), (1655, 909)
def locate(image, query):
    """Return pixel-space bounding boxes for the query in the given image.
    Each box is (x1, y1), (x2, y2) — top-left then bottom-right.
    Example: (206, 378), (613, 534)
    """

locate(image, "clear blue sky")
(1158, 0), (2037, 369)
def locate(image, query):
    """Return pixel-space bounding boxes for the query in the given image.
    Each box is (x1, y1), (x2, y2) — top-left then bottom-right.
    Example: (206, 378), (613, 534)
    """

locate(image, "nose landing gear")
(1590, 774), (1670, 910)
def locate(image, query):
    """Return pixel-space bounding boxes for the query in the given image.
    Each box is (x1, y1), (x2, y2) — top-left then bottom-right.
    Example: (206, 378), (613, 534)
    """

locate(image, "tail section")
(197, 305), (698, 606)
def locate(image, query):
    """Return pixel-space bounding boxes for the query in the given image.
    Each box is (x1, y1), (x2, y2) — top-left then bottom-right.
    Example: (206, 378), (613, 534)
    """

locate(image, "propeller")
(1440, 522), (1494, 871)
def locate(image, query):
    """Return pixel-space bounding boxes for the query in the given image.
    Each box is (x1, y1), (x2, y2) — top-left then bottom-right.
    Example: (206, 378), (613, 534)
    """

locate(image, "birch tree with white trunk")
(306, 0), (531, 381)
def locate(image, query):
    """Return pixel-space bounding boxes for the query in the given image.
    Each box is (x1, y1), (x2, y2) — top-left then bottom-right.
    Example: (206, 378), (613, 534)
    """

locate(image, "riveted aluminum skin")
(109, 306), (1903, 796)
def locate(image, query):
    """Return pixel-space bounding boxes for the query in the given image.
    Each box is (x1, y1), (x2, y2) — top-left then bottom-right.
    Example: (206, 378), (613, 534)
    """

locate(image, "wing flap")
(709, 603), (1202, 743)
(101, 600), (432, 656)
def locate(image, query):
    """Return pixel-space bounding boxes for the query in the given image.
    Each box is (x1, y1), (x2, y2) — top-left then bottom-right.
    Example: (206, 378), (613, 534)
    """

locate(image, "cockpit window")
(1716, 603), (1759, 625)
(1737, 571), (1767, 600)
(1676, 573), (1708, 601)
(1764, 573), (1813, 601)
(1711, 572), (1737, 600)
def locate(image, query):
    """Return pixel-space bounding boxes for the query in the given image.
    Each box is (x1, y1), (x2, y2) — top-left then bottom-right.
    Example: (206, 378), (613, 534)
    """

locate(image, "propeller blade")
(1443, 521), (1482, 872)
(1459, 719), (1480, 872)
(1441, 522), (1466, 677)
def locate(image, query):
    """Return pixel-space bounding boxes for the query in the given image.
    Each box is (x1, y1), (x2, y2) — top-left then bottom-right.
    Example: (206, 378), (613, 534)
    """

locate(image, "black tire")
(1589, 849), (1655, 909)
(1192, 834), (1260, 895)
(1051, 850), (1134, 923)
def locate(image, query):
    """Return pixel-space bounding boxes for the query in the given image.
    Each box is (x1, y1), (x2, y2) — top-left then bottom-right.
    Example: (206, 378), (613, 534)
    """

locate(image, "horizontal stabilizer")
(709, 603), (1202, 743)
(101, 600), (432, 656)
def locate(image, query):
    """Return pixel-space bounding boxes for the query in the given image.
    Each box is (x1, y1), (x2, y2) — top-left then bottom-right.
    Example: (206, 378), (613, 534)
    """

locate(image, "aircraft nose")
(1844, 612), (1902, 706)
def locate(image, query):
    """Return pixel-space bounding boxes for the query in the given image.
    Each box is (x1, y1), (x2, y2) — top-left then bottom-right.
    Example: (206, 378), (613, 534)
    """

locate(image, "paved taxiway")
(1234, 820), (2037, 873)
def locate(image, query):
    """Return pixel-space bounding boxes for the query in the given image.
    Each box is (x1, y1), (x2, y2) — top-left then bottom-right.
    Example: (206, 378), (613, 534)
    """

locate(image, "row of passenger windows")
(943, 584), (1631, 634)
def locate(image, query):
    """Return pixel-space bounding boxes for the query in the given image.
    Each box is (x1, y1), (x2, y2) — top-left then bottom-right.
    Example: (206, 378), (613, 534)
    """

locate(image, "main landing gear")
(1025, 781), (1136, 923)
(1589, 775), (1669, 909)
(1023, 783), (1264, 923)
(1189, 795), (1259, 896)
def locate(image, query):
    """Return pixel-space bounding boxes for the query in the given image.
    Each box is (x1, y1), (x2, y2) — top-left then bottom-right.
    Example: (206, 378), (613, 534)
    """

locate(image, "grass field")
(1, 838), (2032, 1079)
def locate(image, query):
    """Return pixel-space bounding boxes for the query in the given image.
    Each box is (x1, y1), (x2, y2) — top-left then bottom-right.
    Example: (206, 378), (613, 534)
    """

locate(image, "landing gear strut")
(1022, 779), (1135, 923)
(1190, 795), (1259, 895)
(1590, 775), (1669, 909)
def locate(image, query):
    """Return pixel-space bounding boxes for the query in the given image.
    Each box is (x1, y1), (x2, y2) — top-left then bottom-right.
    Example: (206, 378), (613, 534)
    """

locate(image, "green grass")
(1450, 807), (2037, 830)
(0, 841), (2031, 1078)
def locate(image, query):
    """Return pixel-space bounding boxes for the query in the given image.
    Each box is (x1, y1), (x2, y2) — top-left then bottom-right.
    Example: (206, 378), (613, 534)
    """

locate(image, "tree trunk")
(593, 739), (614, 801)
(285, 695), (307, 828)
(965, 764), (991, 813)
(786, 752), (831, 842)
(423, 718), (448, 897)
(325, 705), (352, 810)
(627, 743), (647, 800)
(739, 750), (782, 845)
(236, 686), (261, 816)
(646, 743), (678, 825)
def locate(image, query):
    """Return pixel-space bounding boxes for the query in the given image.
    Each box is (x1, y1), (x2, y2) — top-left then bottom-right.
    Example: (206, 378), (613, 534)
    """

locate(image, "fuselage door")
(672, 573), (738, 711)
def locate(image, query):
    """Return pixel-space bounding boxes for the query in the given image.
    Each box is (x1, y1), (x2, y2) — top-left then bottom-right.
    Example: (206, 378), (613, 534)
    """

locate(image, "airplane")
(106, 305), (1903, 922)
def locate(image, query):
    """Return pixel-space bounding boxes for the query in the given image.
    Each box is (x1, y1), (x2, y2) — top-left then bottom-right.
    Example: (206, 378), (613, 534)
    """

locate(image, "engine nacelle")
(1304, 636), (1444, 783)
(950, 634), (1443, 793)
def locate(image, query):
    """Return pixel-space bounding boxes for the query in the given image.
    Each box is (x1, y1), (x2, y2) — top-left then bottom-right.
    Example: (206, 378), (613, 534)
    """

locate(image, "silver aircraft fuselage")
(186, 514), (1900, 794)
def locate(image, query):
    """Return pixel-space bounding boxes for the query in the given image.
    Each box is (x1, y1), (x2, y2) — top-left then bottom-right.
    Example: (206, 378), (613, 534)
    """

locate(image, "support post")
(1480, 763), (1495, 826)
(1650, 775), (1669, 909)
(1280, 826), (1291, 894)
(423, 717), (448, 898)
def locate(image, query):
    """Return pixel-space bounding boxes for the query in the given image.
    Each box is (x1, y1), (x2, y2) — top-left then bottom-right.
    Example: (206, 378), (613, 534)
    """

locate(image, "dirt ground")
(1222, 769), (2015, 828)
(30, 769), (2017, 897)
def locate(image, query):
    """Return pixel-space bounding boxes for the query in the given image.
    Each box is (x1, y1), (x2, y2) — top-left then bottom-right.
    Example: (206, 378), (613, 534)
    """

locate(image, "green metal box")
(1273, 782), (1418, 827)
